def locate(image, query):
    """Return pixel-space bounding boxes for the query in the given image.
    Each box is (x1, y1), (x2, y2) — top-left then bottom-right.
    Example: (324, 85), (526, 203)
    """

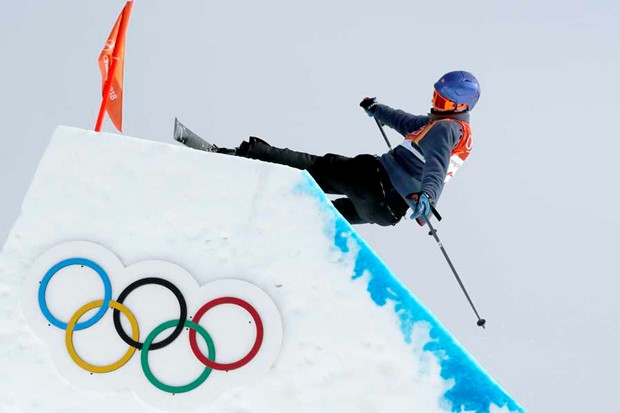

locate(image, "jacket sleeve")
(416, 122), (460, 201)
(373, 104), (430, 137)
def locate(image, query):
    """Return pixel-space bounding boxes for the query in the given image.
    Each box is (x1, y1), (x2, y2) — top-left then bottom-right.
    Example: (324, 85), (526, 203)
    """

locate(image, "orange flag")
(96, 1), (133, 132)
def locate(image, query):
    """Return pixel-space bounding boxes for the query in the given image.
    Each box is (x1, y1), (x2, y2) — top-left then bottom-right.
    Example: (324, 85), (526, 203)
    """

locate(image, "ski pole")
(371, 118), (486, 328)
(374, 118), (393, 149)
(424, 217), (486, 328)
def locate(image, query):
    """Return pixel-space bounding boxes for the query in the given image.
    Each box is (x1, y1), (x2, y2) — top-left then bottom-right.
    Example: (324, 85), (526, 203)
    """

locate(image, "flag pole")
(94, 1), (133, 132)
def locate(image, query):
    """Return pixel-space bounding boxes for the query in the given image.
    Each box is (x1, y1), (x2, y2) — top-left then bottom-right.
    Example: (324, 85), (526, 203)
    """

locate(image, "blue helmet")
(434, 71), (481, 111)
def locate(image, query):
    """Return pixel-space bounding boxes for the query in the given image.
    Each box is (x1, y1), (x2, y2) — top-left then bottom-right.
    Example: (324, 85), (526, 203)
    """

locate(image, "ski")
(173, 118), (216, 152)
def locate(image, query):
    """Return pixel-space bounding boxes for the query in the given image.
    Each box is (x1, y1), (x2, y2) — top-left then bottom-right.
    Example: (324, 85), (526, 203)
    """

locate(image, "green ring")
(141, 319), (216, 394)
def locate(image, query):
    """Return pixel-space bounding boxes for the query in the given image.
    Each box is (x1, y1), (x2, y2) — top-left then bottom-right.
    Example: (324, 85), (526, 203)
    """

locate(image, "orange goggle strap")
(433, 89), (468, 112)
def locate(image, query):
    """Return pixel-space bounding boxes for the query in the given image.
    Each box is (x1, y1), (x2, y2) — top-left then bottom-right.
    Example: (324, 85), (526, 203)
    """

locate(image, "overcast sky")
(2, 1), (620, 411)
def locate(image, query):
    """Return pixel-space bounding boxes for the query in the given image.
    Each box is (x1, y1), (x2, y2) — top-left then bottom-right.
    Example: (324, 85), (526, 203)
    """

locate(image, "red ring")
(189, 297), (264, 371)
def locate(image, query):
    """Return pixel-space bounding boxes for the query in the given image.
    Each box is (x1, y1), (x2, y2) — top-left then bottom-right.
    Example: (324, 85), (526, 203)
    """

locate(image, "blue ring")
(38, 258), (112, 330)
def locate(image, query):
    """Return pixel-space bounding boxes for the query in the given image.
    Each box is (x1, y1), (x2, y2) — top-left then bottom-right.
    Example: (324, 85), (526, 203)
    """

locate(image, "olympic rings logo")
(23, 242), (283, 408)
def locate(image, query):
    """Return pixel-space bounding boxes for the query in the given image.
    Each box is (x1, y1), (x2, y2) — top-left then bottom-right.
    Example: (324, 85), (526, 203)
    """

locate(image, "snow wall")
(0, 126), (526, 413)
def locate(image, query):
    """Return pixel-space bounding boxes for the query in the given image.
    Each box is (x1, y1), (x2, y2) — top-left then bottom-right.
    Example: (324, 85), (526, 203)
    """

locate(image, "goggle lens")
(433, 90), (467, 112)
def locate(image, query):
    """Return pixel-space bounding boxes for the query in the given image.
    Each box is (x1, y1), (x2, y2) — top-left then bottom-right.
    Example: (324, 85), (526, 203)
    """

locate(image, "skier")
(175, 70), (480, 227)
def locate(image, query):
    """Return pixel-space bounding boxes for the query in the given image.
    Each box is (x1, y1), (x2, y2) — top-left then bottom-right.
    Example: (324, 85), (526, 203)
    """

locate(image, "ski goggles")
(432, 89), (468, 112)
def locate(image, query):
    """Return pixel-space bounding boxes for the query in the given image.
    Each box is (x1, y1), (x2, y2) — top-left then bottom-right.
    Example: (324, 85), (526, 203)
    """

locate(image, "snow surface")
(0, 126), (525, 412)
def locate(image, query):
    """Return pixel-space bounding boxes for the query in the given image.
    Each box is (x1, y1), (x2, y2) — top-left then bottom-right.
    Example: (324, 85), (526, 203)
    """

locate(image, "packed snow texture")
(0, 127), (525, 412)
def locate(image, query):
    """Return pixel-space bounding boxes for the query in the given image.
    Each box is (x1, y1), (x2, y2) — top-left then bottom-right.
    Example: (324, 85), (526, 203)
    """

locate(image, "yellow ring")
(65, 299), (140, 373)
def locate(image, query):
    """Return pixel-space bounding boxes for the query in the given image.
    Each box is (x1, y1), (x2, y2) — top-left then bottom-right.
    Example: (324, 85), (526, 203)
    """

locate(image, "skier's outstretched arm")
(373, 104), (430, 136)
(360, 98), (430, 136)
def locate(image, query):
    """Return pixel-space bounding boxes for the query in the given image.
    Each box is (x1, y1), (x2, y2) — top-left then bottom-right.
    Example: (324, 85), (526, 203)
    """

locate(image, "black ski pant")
(234, 137), (409, 226)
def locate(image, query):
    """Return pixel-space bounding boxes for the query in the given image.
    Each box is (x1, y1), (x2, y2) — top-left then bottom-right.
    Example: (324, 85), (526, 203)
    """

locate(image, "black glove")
(360, 97), (378, 116)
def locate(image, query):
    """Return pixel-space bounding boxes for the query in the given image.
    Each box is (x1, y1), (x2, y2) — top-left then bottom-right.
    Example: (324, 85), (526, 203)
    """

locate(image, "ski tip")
(174, 117), (183, 131)
(173, 117), (186, 144)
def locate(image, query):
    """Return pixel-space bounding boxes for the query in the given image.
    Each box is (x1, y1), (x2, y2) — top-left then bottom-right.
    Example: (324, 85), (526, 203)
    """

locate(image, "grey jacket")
(374, 104), (470, 203)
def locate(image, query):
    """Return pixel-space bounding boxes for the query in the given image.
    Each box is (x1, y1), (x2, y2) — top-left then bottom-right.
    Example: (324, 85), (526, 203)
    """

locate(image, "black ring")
(113, 277), (187, 350)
